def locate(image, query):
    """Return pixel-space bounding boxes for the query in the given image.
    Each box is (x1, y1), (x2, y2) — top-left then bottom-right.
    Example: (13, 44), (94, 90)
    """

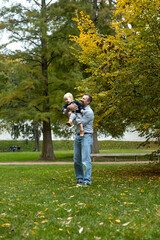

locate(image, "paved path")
(0, 161), (152, 165)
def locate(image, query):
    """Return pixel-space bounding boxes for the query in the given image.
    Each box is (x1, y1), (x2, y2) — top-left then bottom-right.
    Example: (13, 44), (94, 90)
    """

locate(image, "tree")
(52, 0), (116, 153)
(0, 0), (116, 153)
(70, 0), (160, 144)
(92, 0), (116, 152)
(10, 121), (41, 152)
(111, 0), (160, 142)
(0, 0), (58, 160)
(0, 0), (85, 159)
(70, 11), (127, 139)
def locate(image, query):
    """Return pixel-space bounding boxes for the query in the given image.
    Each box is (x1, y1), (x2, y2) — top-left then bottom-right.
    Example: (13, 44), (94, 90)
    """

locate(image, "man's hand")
(81, 109), (84, 114)
(67, 103), (78, 111)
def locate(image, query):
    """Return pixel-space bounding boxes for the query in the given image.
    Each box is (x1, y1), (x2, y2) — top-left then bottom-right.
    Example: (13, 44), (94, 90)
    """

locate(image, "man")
(67, 94), (94, 186)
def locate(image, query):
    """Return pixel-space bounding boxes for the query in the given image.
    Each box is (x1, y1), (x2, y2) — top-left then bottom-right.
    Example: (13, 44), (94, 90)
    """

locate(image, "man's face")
(81, 95), (90, 107)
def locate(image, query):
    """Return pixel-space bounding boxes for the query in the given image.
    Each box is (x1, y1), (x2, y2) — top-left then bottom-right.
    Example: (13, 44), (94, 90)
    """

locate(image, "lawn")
(0, 149), (157, 162)
(0, 151), (74, 162)
(0, 164), (160, 239)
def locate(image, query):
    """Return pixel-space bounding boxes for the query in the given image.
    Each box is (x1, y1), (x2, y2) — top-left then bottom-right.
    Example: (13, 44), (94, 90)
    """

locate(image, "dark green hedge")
(0, 140), (158, 152)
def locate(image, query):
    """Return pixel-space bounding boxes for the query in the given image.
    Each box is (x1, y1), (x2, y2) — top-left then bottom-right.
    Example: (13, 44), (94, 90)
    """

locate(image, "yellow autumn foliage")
(70, 0), (160, 139)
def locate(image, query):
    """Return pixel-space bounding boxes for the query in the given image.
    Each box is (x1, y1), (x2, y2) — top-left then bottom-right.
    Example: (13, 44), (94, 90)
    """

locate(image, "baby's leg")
(66, 112), (76, 127)
(79, 123), (83, 130)
(76, 113), (84, 136)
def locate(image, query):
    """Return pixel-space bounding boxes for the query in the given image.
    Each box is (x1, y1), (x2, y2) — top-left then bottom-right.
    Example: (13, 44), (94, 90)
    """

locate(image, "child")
(62, 92), (84, 136)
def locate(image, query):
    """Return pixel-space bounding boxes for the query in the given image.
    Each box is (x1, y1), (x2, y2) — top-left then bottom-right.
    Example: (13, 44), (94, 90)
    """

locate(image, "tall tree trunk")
(92, 129), (99, 153)
(33, 121), (40, 152)
(39, 0), (56, 161)
(34, 132), (40, 152)
(93, 0), (98, 26)
(39, 120), (56, 160)
(108, 0), (112, 7)
(92, 1), (99, 153)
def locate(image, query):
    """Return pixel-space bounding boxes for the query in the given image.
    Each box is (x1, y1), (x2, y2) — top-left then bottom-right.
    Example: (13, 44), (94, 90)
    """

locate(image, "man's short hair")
(84, 94), (92, 103)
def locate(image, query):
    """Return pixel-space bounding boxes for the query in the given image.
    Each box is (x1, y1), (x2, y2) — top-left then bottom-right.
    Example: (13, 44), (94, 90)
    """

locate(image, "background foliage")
(0, 140), (159, 152)
(70, 0), (160, 143)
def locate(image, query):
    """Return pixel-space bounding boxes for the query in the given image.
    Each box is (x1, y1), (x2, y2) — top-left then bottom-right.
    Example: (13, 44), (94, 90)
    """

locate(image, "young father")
(67, 94), (94, 186)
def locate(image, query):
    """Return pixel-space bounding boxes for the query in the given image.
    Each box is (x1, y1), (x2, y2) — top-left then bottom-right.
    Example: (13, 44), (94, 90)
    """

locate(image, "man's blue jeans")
(74, 134), (93, 184)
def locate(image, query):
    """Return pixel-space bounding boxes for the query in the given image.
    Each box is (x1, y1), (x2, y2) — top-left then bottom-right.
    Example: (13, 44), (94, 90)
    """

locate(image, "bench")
(90, 153), (160, 162)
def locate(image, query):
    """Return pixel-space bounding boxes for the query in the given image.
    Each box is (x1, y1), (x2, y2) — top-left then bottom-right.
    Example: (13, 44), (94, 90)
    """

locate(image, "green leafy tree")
(11, 121), (41, 152)
(0, 0), (59, 160)
(111, 0), (160, 142)
(70, 0), (160, 145)
(70, 11), (127, 139)
(52, 0), (116, 153)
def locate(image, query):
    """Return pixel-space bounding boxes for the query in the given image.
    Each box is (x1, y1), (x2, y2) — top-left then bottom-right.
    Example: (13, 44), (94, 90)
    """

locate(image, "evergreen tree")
(0, 0), (59, 160)
(10, 121), (41, 152)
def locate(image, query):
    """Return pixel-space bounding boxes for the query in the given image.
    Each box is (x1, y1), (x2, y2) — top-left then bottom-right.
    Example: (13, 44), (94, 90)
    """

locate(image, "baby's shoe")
(66, 120), (72, 127)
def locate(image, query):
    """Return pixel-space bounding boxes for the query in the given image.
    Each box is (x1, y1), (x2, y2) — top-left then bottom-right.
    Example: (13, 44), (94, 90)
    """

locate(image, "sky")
(0, 0), (57, 50)
(0, 0), (31, 50)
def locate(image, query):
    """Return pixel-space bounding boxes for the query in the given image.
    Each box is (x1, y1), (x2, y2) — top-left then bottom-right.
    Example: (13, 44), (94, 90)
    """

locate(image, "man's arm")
(74, 109), (94, 126)
(81, 110), (94, 126)
(74, 100), (84, 111)
(67, 103), (78, 111)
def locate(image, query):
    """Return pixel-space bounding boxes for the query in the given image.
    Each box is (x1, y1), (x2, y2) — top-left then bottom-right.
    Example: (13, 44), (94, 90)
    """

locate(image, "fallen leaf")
(122, 222), (130, 226)
(1, 213), (7, 217)
(41, 220), (48, 224)
(79, 227), (83, 234)
(94, 237), (101, 240)
(136, 233), (142, 237)
(99, 222), (104, 225)
(78, 202), (86, 206)
(67, 209), (72, 213)
(1, 223), (11, 227)
(115, 219), (121, 224)
(97, 212), (102, 215)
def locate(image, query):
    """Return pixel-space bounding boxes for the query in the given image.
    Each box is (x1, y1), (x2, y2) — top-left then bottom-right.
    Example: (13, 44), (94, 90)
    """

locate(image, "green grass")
(0, 151), (74, 162)
(0, 152), (40, 162)
(0, 149), (157, 162)
(0, 140), (159, 163)
(0, 164), (160, 239)
(0, 140), (159, 152)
